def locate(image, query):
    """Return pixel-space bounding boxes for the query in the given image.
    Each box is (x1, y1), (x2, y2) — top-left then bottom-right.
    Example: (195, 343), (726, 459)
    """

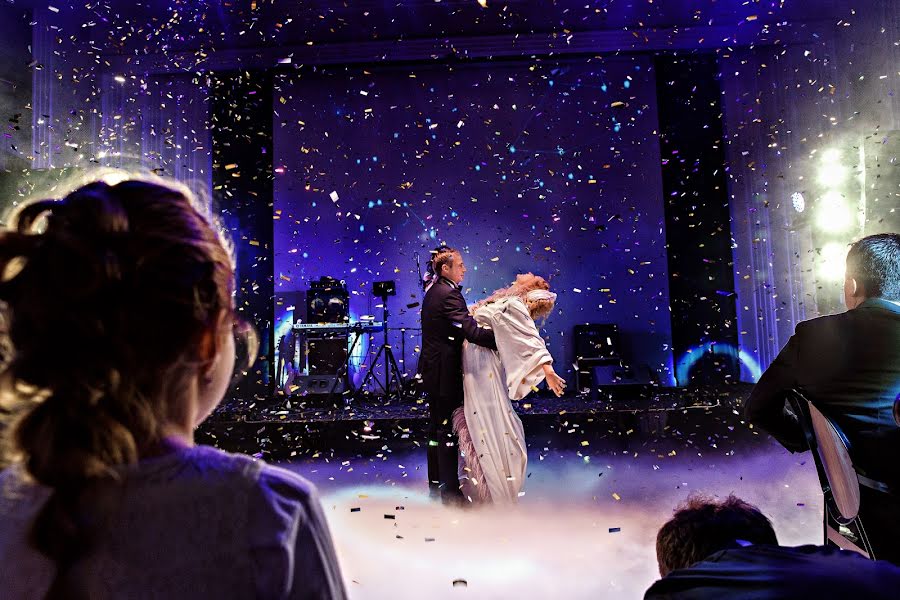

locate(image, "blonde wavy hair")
(474, 273), (555, 320)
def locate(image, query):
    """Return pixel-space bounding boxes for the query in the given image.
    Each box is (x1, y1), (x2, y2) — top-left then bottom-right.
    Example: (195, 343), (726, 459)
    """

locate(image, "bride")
(453, 273), (566, 504)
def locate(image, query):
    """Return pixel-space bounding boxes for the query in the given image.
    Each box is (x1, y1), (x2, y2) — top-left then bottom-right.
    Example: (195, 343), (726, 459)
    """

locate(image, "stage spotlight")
(820, 148), (842, 164)
(818, 242), (848, 282)
(817, 164), (848, 187)
(815, 191), (853, 232)
(791, 192), (805, 213)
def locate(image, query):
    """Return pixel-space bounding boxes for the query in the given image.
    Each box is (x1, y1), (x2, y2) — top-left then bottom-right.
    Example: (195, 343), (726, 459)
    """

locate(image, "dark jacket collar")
(858, 298), (900, 314)
(439, 276), (458, 290)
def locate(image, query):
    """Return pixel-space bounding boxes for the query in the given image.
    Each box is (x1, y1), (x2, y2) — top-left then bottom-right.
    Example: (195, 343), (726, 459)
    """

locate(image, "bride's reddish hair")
(476, 273), (554, 319)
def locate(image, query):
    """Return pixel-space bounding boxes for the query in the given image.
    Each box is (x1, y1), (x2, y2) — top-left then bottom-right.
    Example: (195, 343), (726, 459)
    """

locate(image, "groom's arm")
(444, 290), (497, 350)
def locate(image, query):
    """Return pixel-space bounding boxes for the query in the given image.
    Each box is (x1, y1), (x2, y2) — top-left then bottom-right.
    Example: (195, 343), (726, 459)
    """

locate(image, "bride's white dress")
(452, 297), (552, 503)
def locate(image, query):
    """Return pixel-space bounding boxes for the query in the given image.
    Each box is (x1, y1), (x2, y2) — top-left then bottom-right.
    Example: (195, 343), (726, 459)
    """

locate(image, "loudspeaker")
(291, 374), (346, 395)
(307, 277), (349, 323)
(307, 336), (348, 374)
(590, 363), (653, 386)
(574, 324), (621, 365)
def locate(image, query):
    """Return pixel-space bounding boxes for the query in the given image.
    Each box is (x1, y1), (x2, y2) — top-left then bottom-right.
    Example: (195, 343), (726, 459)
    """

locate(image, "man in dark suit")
(418, 248), (497, 505)
(744, 233), (900, 562)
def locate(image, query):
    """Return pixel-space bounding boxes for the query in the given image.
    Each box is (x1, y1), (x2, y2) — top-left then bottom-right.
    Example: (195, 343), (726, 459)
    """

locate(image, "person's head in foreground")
(655, 493), (778, 577)
(844, 233), (900, 309)
(0, 176), (344, 599)
(649, 493), (900, 600)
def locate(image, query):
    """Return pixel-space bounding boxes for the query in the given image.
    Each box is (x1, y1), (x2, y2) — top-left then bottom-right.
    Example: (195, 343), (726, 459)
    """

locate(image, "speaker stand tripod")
(355, 293), (409, 402)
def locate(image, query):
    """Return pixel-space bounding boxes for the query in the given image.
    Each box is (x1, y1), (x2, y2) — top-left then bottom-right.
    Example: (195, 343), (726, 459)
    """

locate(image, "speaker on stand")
(291, 277), (351, 397)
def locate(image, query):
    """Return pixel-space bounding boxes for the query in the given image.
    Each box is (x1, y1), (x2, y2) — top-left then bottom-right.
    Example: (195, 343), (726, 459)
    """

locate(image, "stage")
(199, 384), (749, 460)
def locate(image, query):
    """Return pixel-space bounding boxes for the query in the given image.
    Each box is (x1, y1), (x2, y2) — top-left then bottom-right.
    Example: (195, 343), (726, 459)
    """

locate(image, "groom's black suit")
(419, 276), (496, 501)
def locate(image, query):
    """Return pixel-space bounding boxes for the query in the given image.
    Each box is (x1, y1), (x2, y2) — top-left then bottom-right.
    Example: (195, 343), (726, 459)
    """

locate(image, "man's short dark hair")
(846, 233), (900, 301)
(432, 247), (458, 278)
(656, 494), (778, 577)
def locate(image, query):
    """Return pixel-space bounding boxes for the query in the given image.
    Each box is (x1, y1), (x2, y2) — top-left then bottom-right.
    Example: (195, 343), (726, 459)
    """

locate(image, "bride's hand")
(545, 369), (566, 397)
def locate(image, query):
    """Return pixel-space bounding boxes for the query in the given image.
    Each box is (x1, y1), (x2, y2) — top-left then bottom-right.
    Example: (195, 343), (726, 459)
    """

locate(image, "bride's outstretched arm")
(542, 363), (566, 397)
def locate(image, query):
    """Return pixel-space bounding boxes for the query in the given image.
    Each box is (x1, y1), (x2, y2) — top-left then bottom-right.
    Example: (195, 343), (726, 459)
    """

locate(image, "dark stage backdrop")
(273, 56), (676, 385)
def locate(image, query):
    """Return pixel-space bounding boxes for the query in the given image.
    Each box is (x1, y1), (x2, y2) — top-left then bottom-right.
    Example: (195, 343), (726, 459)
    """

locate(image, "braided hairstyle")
(424, 244), (452, 290)
(0, 177), (235, 597)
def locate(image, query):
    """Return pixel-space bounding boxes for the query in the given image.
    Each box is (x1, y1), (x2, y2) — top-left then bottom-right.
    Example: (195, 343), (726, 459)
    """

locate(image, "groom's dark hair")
(433, 247), (459, 278)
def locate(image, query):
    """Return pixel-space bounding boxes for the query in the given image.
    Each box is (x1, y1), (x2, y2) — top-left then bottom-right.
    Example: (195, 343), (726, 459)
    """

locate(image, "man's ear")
(850, 278), (865, 298)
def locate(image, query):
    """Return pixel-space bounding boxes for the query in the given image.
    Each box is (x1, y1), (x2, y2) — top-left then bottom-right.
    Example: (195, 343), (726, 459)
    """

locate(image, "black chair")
(785, 389), (875, 558)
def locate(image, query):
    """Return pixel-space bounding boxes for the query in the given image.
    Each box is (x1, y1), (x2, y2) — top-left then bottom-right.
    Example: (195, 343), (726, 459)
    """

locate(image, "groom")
(419, 247), (497, 505)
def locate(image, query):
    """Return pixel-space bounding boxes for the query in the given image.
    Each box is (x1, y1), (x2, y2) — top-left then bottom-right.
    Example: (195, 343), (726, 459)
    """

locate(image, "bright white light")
(815, 191), (853, 232)
(791, 192), (805, 213)
(114, 75), (126, 84)
(821, 148), (842, 164)
(818, 242), (848, 282)
(818, 164), (848, 187)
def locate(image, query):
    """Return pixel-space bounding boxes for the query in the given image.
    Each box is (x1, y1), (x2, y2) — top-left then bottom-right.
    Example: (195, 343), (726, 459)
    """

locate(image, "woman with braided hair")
(454, 273), (566, 504)
(0, 176), (346, 599)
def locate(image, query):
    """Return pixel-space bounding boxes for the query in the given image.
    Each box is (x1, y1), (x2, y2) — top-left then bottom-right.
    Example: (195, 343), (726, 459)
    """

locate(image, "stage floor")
(200, 383), (825, 598)
(281, 437), (822, 599)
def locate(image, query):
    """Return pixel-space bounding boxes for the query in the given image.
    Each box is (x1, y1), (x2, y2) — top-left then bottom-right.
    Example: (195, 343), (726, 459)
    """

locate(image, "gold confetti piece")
(581, 441), (589, 446)
(249, 240), (260, 246)
(224, 163), (238, 170)
(612, 493), (621, 501)
(611, 101), (625, 107)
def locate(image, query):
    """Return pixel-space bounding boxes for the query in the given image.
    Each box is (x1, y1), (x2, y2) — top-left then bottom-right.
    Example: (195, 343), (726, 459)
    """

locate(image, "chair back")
(894, 398), (900, 427)
(807, 402), (861, 520)
(786, 390), (860, 521)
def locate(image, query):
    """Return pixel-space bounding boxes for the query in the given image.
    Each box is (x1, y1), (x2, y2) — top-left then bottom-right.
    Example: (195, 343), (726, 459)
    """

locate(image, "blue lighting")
(509, 145), (516, 153)
(675, 342), (762, 386)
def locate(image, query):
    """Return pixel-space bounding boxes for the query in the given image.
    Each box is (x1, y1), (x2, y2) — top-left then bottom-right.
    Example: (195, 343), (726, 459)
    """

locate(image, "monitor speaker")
(574, 324), (621, 365)
(291, 374), (346, 395)
(307, 336), (348, 375)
